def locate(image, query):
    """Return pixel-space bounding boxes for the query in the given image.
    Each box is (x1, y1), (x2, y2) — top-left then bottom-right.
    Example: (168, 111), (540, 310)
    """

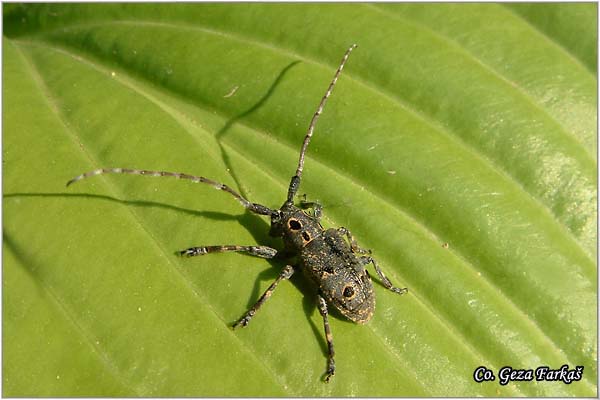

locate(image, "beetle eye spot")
(343, 286), (355, 298)
(288, 219), (302, 230)
(302, 232), (311, 241)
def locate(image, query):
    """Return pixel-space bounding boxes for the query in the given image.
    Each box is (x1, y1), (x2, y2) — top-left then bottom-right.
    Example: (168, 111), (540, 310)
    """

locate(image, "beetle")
(67, 44), (407, 382)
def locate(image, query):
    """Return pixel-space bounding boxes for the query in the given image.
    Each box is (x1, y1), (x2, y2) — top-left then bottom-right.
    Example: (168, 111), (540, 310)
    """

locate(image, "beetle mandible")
(67, 44), (408, 382)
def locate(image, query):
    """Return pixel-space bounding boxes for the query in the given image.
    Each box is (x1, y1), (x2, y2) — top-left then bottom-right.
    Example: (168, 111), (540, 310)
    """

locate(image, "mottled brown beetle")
(67, 44), (407, 382)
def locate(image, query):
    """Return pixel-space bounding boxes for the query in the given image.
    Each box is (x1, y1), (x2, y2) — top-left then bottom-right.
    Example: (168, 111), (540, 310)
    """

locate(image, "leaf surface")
(3, 3), (597, 396)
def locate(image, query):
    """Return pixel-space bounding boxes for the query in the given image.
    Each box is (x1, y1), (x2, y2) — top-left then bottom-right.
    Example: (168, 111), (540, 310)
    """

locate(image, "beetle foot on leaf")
(232, 311), (254, 329)
(323, 361), (335, 383)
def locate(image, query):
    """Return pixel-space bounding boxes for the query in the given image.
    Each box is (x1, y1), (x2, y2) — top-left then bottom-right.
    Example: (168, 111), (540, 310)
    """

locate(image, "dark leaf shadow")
(214, 60), (301, 199)
(4, 192), (241, 222)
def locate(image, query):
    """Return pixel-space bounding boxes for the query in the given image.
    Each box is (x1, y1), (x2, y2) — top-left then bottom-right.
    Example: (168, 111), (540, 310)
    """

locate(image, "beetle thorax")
(269, 202), (323, 250)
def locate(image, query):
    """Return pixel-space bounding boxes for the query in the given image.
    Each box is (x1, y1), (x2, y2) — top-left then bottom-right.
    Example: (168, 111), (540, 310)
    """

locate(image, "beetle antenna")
(286, 44), (357, 203)
(67, 168), (274, 215)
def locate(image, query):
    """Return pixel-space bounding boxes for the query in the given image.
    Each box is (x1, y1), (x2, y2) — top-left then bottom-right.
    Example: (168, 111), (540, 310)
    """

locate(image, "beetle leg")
(317, 294), (336, 383)
(300, 194), (323, 220)
(179, 245), (278, 259)
(362, 256), (408, 295)
(232, 265), (294, 328)
(337, 227), (371, 255)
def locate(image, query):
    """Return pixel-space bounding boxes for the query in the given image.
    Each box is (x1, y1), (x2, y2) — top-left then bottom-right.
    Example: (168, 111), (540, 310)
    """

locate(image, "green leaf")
(3, 3), (596, 397)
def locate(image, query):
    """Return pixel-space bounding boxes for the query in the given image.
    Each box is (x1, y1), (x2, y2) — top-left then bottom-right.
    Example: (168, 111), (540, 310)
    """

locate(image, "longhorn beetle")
(67, 44), (408, 382)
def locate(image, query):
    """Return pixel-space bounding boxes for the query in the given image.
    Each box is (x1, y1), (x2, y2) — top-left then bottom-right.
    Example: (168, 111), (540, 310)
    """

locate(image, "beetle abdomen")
(300, 229), (375, 323)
